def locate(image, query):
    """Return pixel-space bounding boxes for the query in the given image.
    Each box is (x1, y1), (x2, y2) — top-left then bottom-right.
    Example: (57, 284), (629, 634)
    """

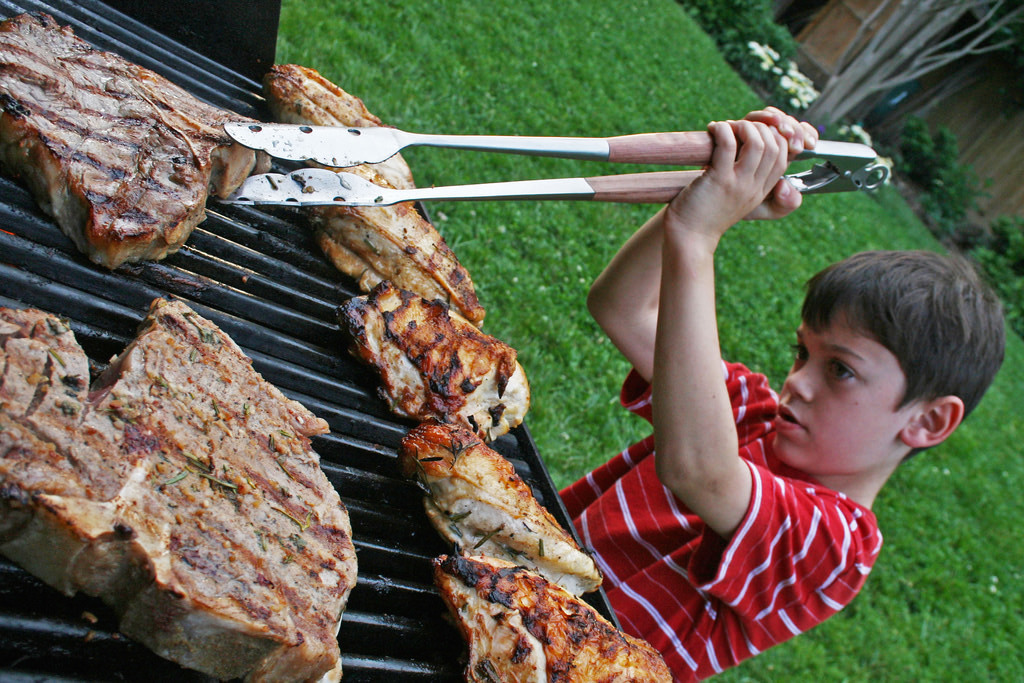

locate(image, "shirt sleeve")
(688, 460), (882, 632)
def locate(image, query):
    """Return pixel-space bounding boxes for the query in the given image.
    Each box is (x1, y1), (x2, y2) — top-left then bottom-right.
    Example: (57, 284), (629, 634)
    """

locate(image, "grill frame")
(0, 1), (615, 680)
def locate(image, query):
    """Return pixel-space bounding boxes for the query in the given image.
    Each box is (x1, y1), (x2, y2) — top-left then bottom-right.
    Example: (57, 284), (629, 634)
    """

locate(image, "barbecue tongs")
(221, 123), (889, 208)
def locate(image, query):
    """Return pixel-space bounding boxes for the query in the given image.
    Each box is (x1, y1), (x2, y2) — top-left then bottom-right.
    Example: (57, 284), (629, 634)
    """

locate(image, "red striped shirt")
(560, 362), (882, 681)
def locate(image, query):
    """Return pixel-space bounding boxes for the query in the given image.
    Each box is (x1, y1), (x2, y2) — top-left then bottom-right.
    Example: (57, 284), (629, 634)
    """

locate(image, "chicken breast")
(399, 421), (601, 596)
(263, 64), (485, 327)
(340, 282), (528, 441)
(263, 63), (414, 191)
(433, 553), (671, 682)
(0, 13), (269, 269)
(0, 300), (356, 682)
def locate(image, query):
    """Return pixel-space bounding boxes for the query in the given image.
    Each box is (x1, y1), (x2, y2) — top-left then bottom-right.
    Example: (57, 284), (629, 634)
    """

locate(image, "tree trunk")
(804, 0), (1022, 125)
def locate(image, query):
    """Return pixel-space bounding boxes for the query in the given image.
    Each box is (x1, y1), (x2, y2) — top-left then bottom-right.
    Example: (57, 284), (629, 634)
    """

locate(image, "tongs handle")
(586, 170), (703, 202)
(606, 132), (713, 166)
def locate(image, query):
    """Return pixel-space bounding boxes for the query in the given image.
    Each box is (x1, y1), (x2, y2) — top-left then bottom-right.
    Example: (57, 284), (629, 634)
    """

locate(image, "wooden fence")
(784, 0), (1024, 218)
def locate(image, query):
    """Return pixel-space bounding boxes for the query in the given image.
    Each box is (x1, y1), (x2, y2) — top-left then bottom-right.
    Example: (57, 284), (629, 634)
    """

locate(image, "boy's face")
(773, 317), (918, 485)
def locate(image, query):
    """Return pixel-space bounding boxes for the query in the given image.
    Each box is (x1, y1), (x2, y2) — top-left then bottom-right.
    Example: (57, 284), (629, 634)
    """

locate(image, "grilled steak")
(340, 281), (529, 441)
(0, 299), (356, 682)
(400, 421), (601, 596)
(0, 13), (270, 269)
(434, 553), (671, 682)
(264, 64), (485, 326)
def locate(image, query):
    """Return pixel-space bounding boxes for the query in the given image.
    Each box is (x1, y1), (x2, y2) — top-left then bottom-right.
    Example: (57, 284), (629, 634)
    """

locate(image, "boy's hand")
(743, 107), (818, 221)
(664, 118), (791, 247)
(744, 106), (819, 158)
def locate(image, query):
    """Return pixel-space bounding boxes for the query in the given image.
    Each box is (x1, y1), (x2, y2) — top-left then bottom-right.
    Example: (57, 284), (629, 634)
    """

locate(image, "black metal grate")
(0, 1), (614, 680)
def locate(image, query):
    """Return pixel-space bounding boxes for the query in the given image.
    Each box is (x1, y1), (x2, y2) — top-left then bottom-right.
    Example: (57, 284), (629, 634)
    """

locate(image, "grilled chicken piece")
(263, 64), (485, 327)
(0, 13), (269, 269)
(341, 282), (529, 441)
(434, 554), (670, 682)
(264, 63), (414, 191)
(0, 300), (356, 682)
(399, 421), (601, 596)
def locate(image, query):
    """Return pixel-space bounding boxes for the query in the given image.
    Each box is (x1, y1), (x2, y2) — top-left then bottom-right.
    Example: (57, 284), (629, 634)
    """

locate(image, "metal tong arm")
(225, 122), (715, 166)
(222, 169), (706, 207)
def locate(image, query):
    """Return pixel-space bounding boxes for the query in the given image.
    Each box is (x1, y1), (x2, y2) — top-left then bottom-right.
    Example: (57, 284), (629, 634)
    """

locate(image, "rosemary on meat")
(183, 452), (211, 472)
(271, 505), (312, 531)
(45, 319), (68, 336)
(163, 470), (188, 486)
(183, 312), (219, 345)
(361, 236), (381, 255)
(447, 434), (468, 460)
(276, 457), (297, 481)
(473, 525), (504, 550)
(192, 469), (238, 492)
(289, 533), (307, 552)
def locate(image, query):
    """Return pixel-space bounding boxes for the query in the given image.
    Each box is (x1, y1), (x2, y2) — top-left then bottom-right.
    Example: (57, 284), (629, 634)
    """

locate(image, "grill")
(0, 1), (615, 680)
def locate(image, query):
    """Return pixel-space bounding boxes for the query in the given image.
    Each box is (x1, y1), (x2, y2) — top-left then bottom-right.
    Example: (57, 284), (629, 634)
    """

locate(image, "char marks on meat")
(263, 64), (485, 326)
(400, 421), (601, 596)
(341, 281), (529, 441)
(0, 13), (269, 268)
(0, 300), (356, 682)
(434, 553), (671, 682)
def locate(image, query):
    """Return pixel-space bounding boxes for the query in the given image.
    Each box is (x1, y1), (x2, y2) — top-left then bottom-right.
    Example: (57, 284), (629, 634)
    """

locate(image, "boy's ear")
(900, 396), (965, 450)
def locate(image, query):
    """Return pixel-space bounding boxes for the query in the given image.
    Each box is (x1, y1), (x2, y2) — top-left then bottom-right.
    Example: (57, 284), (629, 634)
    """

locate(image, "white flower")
(839, 123), (873, 147)
(748, 41), (780, 72)
(746, 44), (819, 110)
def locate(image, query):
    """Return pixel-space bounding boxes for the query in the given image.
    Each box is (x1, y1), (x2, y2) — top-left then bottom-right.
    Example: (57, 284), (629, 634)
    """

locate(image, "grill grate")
(0, 1), (614, 680)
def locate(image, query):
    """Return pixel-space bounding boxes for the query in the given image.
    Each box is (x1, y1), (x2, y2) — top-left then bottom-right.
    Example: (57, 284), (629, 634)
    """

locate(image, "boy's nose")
(782, 365), (814, 401)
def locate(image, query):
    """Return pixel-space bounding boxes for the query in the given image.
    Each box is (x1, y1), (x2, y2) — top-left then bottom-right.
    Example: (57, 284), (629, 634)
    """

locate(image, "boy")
(560, 108), (1005, 681)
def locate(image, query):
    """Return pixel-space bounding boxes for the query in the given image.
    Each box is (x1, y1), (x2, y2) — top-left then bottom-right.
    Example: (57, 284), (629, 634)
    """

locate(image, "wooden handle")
(585, 171), (702, 203)
(606, 131), (713, 166)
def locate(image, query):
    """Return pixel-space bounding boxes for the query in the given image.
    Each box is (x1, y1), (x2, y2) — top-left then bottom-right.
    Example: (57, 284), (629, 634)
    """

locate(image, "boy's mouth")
(778, 405), (802, 427)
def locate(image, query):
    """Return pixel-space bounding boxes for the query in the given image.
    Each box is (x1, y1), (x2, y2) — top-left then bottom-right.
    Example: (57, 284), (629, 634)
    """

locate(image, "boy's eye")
(791, 343), (808, 362)
(829, 359), (854, 380)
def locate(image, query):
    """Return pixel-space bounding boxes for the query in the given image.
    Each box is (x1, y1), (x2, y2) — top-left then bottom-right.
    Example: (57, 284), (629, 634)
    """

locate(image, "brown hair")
(801, 250), (1004, 418)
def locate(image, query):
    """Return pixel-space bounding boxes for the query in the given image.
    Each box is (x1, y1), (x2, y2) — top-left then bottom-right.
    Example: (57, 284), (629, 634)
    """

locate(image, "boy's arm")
(587, 206), (667, 382)
(588, 108), (817, 381)
(652, 120), (793, 537)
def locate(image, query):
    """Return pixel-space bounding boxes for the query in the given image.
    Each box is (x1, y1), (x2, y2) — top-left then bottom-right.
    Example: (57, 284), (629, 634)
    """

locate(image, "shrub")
(898, 116), (935, 187)
(897, 116), (984, 240)
(973, 214), (1024, 337)
(678, 1), (809, 110)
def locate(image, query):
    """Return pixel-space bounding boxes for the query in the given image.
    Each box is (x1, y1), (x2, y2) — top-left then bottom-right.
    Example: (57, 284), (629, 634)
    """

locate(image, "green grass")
(277, 1), (1024, 679)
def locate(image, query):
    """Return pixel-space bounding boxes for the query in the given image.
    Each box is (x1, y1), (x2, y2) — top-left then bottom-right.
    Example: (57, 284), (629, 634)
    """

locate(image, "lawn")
(277, 0), (1024, 679)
